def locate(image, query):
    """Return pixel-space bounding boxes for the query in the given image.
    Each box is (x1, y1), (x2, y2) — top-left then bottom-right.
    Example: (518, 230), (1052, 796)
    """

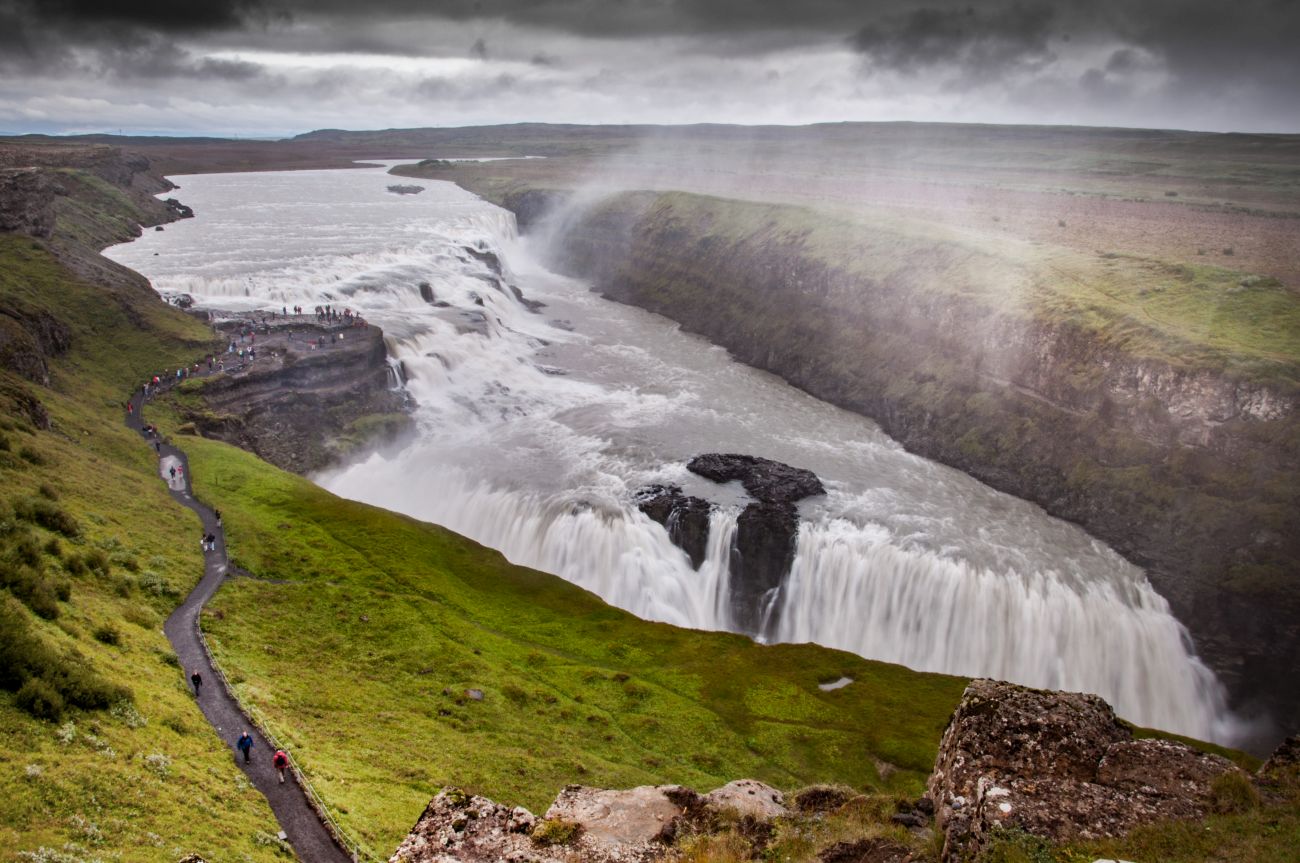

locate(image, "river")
(105, 163), (1244, 744)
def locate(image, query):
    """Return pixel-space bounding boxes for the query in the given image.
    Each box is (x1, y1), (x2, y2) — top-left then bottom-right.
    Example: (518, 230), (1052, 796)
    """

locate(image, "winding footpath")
(127, 387), (357, 863)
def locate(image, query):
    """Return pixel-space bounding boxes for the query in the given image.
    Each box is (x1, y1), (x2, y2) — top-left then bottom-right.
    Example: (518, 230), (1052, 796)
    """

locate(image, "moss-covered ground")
(149, 426), (966, 857)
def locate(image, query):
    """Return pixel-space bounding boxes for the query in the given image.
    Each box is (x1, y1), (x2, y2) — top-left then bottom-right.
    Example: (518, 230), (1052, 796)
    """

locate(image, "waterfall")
(772, 518), (1238, 742)
(103, 166), (1249, 745)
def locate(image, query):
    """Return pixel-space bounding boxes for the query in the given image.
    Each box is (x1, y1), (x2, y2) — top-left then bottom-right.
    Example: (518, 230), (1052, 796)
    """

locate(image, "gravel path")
(127, 387), (357, 863)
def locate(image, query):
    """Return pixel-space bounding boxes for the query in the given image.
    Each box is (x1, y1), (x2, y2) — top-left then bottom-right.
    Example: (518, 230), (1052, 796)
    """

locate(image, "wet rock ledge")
(637, 453), (824, 635)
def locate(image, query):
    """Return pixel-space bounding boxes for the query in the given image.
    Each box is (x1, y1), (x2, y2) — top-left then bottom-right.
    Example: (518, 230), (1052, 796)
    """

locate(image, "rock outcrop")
(928, 679), (1248, 860)
(391, 780), (789, 863)
(635, 484), (711, 568)
(1259, 734), (1300, 781)
(181, 319), (409, 473)
(636, 454), (824, 634)
(689, 454), (824, 634)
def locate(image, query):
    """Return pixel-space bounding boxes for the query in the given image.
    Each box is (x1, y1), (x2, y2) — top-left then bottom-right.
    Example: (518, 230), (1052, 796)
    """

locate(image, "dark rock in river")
(687, 454), (824, 635)
(387, 184), (425, 195)
(162, 197), (193, 218)
(418, 281), (435, 303)
(636, 485), (712, 569)
(463, 244), (503, 277)
(687, 453), (824, 505)
(928, 679), (1247, 861)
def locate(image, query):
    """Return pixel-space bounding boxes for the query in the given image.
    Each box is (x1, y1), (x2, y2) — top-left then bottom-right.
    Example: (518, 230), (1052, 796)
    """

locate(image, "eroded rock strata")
(180, 320), (410, 473)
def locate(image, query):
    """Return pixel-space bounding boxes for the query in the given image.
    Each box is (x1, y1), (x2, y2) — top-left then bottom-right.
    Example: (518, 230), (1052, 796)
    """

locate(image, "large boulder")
(545, 784), (684, 854)
(389, 788), (538, 863)
(702, 779), (788, 821)
(928, 679), (1246, 861)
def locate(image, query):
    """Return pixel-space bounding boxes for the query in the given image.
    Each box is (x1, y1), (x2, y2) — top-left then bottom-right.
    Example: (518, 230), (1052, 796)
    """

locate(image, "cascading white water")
(104, 164), (1247, 744)
(775, 518), (1236, 740)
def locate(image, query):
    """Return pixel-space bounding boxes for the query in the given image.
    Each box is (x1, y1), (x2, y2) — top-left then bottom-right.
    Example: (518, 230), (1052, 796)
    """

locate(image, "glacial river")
(106, 164), (1244, 744)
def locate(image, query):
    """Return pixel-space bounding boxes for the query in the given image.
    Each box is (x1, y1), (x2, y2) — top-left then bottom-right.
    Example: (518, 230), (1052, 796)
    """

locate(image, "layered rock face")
(637, 453), (825, 635)
(927, 679), (1247, 860)
(182, 321), (409, 474)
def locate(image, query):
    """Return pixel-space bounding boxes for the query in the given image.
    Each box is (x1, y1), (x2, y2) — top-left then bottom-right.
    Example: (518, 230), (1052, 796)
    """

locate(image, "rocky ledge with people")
(170, 312), (413, 473)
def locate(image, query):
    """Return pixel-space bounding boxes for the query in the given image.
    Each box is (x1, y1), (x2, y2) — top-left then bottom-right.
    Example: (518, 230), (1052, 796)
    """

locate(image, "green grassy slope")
(0, 235), (289, 861)
(158, 429), (966, 857)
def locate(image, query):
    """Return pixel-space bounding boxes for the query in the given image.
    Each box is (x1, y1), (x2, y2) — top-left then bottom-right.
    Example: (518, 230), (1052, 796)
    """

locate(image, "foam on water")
(105, 165), (1248, 744)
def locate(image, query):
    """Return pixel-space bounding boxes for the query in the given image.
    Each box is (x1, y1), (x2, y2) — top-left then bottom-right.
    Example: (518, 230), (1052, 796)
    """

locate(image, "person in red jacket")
(273, 749), (289, 783)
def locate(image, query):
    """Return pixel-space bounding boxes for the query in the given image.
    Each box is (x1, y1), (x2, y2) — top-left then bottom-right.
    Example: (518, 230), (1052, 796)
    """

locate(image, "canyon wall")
(481, 185), (1300, 736)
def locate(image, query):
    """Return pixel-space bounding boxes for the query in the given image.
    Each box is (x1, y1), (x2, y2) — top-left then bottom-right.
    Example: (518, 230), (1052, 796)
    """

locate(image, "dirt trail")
(127, 374), (358, 863)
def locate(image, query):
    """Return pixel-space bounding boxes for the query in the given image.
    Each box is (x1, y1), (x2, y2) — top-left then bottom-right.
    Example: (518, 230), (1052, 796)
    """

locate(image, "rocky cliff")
(178, 319), (410, 474)
(469, 185), (1300, 741)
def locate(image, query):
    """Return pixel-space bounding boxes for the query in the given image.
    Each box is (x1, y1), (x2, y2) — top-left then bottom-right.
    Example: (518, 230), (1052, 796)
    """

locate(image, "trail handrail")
(196, 619), (382, 863)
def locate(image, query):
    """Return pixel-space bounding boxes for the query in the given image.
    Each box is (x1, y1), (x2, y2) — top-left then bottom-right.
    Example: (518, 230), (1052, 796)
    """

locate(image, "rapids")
(105, 164), (1245, 744)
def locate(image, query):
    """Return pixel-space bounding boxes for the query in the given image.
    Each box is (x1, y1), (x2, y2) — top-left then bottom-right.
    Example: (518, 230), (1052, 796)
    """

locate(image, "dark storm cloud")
(851, 4), (1057, 76)
(33, 0), (279, 32)
(2, 0), (1298, 133)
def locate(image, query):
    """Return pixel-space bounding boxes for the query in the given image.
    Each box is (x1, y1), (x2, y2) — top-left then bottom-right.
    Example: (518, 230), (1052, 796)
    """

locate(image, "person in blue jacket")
(237, 730), (254, 764)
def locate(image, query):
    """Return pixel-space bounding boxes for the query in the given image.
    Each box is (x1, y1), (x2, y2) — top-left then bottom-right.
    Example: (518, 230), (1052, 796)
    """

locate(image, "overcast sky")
(1, 0), (1297, 136)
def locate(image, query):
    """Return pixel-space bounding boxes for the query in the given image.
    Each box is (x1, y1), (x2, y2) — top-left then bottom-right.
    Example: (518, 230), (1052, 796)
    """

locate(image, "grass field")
(0, 235), (288, 861)
(158, 428), (967, 857)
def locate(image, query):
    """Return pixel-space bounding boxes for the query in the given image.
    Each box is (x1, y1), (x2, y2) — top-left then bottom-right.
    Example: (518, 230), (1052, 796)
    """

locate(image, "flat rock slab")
(545, 784), (685, 847)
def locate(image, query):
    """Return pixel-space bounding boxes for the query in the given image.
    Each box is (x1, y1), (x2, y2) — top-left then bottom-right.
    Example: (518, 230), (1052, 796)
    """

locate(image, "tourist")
(273, 749), (289, 783)
(190, 669), (203, 696)
(236, 731), (254, 764)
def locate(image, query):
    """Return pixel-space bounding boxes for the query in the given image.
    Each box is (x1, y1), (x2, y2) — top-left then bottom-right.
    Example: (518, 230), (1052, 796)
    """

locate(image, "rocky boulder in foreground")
(390, 780), (787, 863)
(928, 679), (1248, 860)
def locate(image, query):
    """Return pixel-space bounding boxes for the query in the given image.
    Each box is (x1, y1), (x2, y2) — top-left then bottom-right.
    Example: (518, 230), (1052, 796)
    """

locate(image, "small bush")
(84, 548), (110, 574)
(25, 579), (61, 620)
(1210, 770), (1260, 813)
(37, 483), (59, 501)
(44, 662), (131, 710)
(63, 554), (87, 576)
(138, 570), (177, 597)
(531, 818), (583, 847)
(52, 579), (71, 602)
(123, 604), (158, 629)
(42, 537), (61, 558)
(13, 497), (80, 537)
(17, 446), (45, 465)
(93, 623), (121, 646)
(110, 551), (139, 572)
(16, 677), (65, 721)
